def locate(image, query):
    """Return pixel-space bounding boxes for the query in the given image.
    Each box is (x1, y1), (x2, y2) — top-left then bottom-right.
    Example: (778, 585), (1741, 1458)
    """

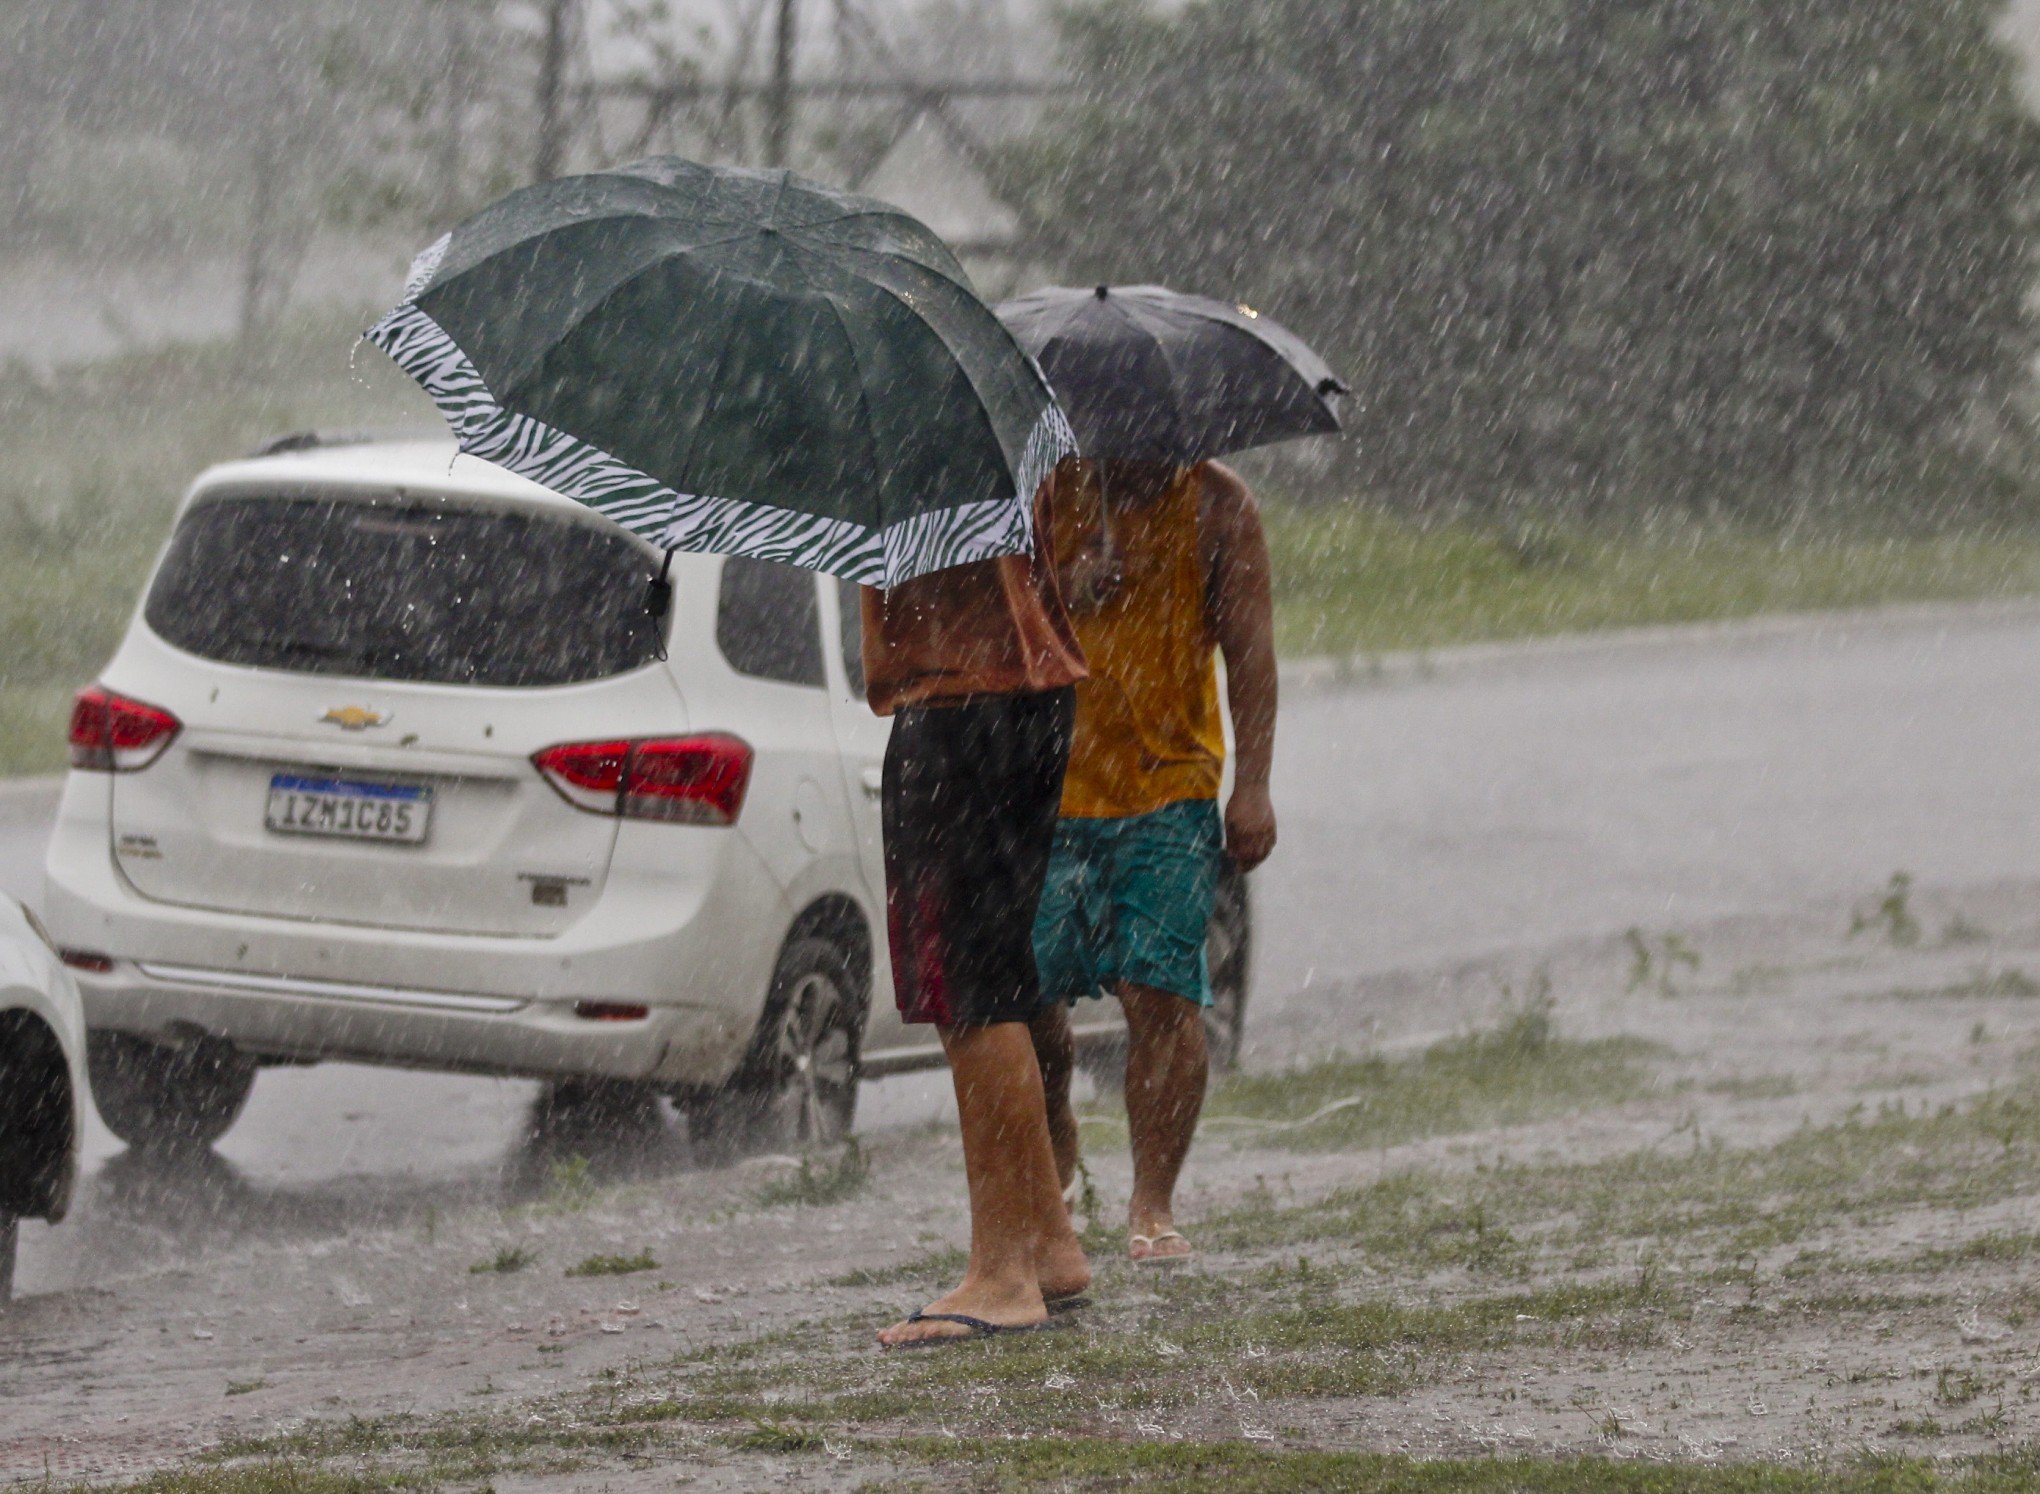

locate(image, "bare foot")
(1036, 1227), (1092, 1302)
(877, 1279), (1046, 1348)
(1129, 1217), (1194, 1262)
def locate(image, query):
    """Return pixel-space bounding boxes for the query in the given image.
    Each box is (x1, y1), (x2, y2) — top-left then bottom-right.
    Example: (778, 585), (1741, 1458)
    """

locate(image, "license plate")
(265, 774), (432, 845)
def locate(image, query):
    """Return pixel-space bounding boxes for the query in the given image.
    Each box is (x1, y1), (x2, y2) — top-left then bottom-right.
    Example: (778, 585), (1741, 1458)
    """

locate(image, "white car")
(0, 897), (87, 1302)
(43, 433), (1248, 1153)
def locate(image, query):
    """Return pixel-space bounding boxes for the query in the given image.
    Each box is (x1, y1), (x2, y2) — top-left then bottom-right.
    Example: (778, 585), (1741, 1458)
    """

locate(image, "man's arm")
(1199, 462), (1277, 870)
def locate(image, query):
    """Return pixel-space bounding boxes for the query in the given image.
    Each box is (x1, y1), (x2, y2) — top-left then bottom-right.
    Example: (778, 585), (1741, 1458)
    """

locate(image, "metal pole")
(766, 0), (798, 166)
(535, 0), (573, 180)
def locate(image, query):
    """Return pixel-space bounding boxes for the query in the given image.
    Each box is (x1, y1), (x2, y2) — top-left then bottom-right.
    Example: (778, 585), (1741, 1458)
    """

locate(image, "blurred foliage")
(0, 317), (432, 775)
(1262, 501), (2040, 656)
(3, 319), (2040, 777)
(1010, 0), (2040, 517)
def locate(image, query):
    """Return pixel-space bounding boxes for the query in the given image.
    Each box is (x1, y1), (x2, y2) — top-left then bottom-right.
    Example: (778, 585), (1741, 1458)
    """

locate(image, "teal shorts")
(1032, 798), (1222, 1008)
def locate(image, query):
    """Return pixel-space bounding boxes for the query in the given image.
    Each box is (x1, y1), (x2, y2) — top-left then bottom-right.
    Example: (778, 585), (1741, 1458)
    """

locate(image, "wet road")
(10, 601), (2040, 1295)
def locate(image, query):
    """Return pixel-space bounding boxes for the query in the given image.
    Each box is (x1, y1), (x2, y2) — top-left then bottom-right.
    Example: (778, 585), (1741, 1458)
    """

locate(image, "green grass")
(1263, 505), (2040, 659)
(7, 320), (2040, 777)
(827, 1243), (968, 1289)
(563, 1250), (656, 1278)
(908, 1436), (2040, 1491)
(467, 1245), (536, 1275)
(754, 1139), (870, 1208)
(63, 1469), (407, 1494)
(0, 314), (431, 775)
(1875, 969), (2040, 1002)
(1214, 1079), (2040, 1266)
(169, 1071), (2040, 1488)
(1199, 1002), (1662, 1152)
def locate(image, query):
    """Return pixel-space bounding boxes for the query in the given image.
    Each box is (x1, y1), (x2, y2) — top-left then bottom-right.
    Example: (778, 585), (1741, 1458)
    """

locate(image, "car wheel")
(687, 937), (863, 1163)
(87, 1032), (257, 1151)
(1204, 863), (1253, 1074)
(0, 1213), (16, 1306)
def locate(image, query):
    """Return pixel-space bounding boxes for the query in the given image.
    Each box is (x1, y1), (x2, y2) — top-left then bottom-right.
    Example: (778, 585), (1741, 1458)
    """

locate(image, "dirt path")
(4, 874), (2038, 1487)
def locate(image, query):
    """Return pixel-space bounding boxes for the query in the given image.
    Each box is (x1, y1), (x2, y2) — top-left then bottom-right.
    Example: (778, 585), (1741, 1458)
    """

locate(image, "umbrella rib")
(658, 263), (760, 492)
(779, 244), (887, 517)
(862, 273), (1032, 502)
(485, 224), (764, 399)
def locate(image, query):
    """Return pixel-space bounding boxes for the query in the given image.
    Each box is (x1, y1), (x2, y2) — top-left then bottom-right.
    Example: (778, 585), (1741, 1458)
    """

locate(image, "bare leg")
(1120, 983), (1207, 1260)
(877, 1022), (1089, 1346)
(1029, 1002), (1080, 1198)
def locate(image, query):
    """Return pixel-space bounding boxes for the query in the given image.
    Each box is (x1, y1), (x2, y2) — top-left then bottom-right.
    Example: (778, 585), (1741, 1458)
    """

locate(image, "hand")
(1223, 783), (1276, 871)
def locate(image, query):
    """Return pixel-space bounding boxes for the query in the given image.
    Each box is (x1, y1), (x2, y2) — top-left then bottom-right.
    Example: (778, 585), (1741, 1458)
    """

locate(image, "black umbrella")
(367, 160), (1072, 586)
(997, 284), (1348, 464)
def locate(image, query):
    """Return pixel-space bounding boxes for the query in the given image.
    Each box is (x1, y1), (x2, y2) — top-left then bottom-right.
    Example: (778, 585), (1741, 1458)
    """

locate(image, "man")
(862, 469), (1093, 1347)
(1030, 457), (1278, 1262)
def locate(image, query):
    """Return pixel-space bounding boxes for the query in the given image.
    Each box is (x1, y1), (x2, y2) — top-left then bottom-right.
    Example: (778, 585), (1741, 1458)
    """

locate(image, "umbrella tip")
(1094, 285), (1110, 300)
(1318, 377), (1352, 398)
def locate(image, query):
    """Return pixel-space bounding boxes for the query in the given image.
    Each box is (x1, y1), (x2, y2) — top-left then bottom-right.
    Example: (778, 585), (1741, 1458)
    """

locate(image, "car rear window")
(144, 494), (668, 687)
(717, 556), (824, 687)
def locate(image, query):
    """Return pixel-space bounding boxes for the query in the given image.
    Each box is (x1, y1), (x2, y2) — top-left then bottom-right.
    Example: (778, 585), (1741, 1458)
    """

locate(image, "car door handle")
(860, 767), (883, 799)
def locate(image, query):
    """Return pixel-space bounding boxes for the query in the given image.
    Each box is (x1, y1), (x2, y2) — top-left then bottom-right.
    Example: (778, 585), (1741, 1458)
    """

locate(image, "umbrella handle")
(645, 546), (676, 660)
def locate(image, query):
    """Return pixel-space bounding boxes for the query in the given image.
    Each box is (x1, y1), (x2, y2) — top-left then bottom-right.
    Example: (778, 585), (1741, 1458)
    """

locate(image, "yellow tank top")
(1049, 462), (1225, 819)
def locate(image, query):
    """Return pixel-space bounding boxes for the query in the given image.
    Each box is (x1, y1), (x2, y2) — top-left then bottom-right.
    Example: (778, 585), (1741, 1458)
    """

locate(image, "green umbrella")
(366, 159), (1071, 586)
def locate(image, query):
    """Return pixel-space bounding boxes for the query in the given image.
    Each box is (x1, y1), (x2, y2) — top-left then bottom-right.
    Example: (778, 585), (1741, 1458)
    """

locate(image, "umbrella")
(366, 159), (1072, 586)
(996, 284), (1348, 465)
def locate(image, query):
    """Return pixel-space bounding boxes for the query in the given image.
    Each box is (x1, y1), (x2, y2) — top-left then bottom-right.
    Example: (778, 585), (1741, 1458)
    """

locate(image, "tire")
(686, 937), (863, 1163)
(87, 1032), (256, 1151)
(1203, 863), (1253, 1074)
(0, 1214), (16, 1306)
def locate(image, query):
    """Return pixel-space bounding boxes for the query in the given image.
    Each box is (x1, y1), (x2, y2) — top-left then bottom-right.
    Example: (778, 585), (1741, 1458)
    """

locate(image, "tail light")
(573, 1001), (650, 1022)
(533, 735), (753, 825)
(59, 949), (114, 974)
(69, 686), (180, 772)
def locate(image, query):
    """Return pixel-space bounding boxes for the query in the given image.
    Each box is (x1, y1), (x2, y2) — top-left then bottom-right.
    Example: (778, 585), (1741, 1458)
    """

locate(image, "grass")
(904, 1436), (2029, 1491)
(1198, 1000), (1662, 1152)
(161, 1066), (2040, 1489)
(1212, 1079), (2040, 1267)
(467, 1245), (536, 1275)
(60, 1471), (403, 1494)
(1875, 969), (2040, 1003)
(754, 1139), (870, 1208)
(7, 320), (2040, 778)
(0, 313), (431, 775)
(828, 1243), (968, 1289)
(563, 1250), (657, 1279)
(1264, 505), (2040, 660)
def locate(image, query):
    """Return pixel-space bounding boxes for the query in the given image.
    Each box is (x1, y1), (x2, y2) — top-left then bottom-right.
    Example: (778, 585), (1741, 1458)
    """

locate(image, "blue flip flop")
(886, 1310), (1066, 1349)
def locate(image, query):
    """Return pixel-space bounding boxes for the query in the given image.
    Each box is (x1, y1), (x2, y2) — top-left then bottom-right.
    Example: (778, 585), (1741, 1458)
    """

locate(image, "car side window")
(717, 557), (825, 687)
(836, 577), (865, 699)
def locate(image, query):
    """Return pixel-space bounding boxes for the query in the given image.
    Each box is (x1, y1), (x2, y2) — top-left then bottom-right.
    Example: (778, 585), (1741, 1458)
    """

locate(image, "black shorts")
(882, 687), (1075, 1027)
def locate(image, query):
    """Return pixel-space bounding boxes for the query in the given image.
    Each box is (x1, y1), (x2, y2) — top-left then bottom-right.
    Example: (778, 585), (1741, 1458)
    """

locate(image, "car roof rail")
(246, 426), (447, 458)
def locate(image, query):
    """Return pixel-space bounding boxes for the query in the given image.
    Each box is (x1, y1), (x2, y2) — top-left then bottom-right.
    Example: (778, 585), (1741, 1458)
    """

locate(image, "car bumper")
(44, 779), (793, 1090)
(68, 960), (742, 1086)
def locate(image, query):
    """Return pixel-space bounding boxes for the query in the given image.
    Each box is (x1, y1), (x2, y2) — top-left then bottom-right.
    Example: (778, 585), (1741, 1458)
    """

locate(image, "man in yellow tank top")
(1030, 455), (1278, 1263)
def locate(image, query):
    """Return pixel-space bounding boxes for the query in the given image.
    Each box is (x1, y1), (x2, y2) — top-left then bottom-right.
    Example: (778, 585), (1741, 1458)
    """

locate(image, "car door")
(819, 577), (921, 1064)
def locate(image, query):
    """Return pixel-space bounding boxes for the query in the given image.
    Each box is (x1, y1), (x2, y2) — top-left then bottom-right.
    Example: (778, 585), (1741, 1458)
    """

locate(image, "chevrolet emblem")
(320, 706), (390, 731)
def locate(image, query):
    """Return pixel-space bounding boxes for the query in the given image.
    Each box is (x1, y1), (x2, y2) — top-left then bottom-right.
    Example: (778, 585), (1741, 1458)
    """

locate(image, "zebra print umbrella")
(367, 159), (1072, 587)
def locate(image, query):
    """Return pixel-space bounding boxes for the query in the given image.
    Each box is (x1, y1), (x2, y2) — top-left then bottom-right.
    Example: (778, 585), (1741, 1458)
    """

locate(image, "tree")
(1012, 0), (2040, 516)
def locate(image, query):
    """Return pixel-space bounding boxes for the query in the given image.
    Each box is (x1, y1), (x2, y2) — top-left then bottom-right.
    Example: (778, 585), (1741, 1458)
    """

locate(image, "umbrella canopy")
(997, 284), (1347, 465)
(367, 159), (1072, 586)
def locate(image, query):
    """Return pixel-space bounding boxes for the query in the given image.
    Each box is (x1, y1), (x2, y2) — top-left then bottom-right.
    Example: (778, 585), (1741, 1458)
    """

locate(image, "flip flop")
(885, 1310), (1066, 1350)
(1130, 1231), (1195, 1265)
(1045, 1293), (1093, 1316)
